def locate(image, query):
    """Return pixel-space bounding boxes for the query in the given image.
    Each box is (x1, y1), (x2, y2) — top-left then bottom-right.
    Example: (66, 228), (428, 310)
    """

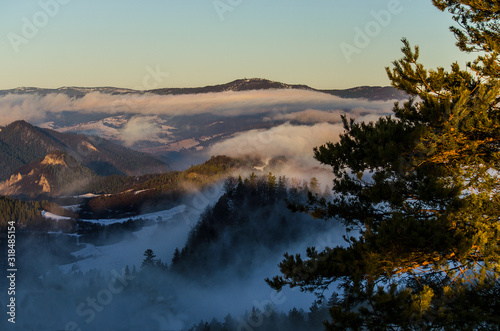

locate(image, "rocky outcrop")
(41, 153), (68, 167)
(0, 151), (95, 197)
(37, 174), (51, 193)
(0, 173), (23, 195)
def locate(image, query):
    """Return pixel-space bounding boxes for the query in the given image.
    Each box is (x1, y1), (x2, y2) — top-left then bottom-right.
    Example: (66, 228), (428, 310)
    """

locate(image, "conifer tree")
(268, 1), (500, 329)
(171, 247), (181, 266)
(141, 249), (157, 270)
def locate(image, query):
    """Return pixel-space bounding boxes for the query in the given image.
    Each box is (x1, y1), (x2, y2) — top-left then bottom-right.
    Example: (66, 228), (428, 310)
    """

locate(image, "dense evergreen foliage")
(82, 155), (246, 196)
(187, 304), (331, 331)
(134, 155), (247, 191)
(171, 174), (334, 280)
(0, 171), (334, 330)
(0, 195), (74, 232)
(5, 246), (328, 331)
(82, 174), (142, 195)
(0, 150), (99, 198)
(433, 0), (499, 77)
(0, 196), (44, 230)
(81, 155), (248, 218)
(268, 1), (500, 330)
(0, 156), (247, 234)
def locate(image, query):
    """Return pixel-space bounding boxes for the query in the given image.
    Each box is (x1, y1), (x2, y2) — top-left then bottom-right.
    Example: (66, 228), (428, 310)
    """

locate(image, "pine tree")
(268, 1), (500, 329)
(222, 314), (236, 330)
(433, 0), (499, 78)
(141, 249), (157, 270)
(171, 247), (181, 266)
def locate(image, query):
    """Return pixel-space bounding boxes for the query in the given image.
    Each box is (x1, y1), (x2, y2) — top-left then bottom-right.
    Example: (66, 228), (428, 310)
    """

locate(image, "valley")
(0, 78), (408, 330)
(2, 1), (497, 329)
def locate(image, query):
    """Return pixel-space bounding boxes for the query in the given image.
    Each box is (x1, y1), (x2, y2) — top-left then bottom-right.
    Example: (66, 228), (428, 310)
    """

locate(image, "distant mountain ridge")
(0, 120), (168, 181)
(320, 86), (408, 101)
(148, 78), (314, 95)
(0, 78), (408, 101)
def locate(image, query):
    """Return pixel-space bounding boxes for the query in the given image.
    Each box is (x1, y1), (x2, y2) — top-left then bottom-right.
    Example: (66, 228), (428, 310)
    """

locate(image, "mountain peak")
(0, 80), (406, 101)
(0, 122), (169, 182)
(147, 78), (313, 95)
(7, 120), (34, 129)
(222, 78), (290, 90)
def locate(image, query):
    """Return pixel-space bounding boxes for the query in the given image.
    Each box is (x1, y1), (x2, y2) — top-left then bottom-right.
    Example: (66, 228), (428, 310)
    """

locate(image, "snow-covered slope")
(42, 211), (72, 221)
(79, 205), (186, 225)
(60, 205), (188, 273)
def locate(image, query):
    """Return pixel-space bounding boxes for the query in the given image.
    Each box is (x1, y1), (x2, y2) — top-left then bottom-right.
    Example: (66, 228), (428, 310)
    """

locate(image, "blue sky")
(0, 0), (476, 89)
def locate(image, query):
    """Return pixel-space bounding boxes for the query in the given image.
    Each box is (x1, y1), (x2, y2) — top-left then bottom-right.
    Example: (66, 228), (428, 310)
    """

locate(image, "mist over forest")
(0, 171), (343, 330)
(1, 1), (499, 329)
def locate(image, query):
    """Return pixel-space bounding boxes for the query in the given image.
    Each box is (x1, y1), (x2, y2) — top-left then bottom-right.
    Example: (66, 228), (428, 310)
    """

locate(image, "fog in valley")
(1, 172), (346, 330)
(0, 83), (406, 330)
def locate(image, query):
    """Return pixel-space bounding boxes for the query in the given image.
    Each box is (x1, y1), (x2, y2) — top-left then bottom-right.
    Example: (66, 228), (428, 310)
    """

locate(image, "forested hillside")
(3, 173), (338, 330)
(187, 305), (331, 331)
(0, 196), (74, 232)
(0, 120), (168, 181)
(0, 155), (249, 231)
(0, 151), (97, 197)
(171, 173), (335, 280)
(81, 155), (249, 218)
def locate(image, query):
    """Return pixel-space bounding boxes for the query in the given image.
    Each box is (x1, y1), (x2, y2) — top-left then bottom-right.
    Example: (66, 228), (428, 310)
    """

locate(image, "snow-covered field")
(42, 205), (189, 273)
(60, 205), (189, 274)
(43, 202), (186, 227)
(41, 211), (72, 221)
(79, 205), (186, 225)
(70, 193), (101, 198)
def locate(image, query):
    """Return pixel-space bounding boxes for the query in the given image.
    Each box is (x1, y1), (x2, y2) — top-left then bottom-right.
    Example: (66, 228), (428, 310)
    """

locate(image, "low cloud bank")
(0, 89), (397, 126)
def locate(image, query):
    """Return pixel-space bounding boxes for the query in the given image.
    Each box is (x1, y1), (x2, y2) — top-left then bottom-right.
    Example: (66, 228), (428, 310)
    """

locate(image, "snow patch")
(60, 205), (188, 273)
(62, 204), (82, 212)
(73, 193), (100, 198)
(79, 205), (186, 225)
(134, 189), (152, 195)
(38, 121), (57, 129)
(42, 211), (72, 221)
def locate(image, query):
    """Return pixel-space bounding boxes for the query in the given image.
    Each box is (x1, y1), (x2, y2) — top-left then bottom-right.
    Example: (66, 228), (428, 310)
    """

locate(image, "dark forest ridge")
(0, 78), (408, 101)
(0, 120), (168, 182)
